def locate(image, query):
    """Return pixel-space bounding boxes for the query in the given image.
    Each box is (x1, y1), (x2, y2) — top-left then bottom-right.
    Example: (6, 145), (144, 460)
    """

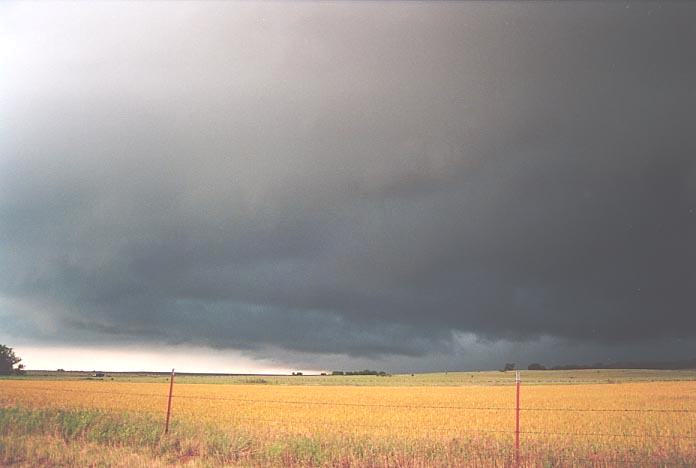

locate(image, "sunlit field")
(2, 372), (696, 466)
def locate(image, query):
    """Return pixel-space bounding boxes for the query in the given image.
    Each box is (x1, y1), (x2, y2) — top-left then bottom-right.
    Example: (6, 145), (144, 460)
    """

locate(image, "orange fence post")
(515, 370), (521, 466)
(165, 368), (175, 434)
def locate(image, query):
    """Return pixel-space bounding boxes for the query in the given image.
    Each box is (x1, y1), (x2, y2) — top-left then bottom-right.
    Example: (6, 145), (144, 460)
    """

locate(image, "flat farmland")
(2, 372), (696, 466)
(12, 368), (696, 385)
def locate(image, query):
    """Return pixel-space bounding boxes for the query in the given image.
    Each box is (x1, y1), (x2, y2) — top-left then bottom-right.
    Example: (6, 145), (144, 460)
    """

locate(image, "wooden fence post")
(165, 368), (175, 434)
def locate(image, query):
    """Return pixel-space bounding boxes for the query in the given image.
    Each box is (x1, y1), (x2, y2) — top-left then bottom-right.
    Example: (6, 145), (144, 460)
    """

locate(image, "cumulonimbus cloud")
(1, 1), (695, 362)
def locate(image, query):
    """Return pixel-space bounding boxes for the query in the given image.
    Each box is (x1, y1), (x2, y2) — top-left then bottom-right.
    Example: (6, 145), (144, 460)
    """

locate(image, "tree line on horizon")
(523, 358), (696, 371)
(331, 370), (389, 376)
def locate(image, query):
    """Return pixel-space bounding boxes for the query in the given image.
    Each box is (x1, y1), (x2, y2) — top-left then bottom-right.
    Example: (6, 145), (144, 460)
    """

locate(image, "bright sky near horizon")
(15, 345), (297, 374)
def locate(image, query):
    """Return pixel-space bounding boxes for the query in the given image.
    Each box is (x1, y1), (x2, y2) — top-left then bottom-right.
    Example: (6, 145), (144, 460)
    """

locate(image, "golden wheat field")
(2, 377), (696, 466)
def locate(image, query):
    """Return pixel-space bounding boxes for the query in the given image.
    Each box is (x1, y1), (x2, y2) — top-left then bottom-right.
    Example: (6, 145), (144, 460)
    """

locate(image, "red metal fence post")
(515, 370), (521, 466)
(165, 368), (175, 434)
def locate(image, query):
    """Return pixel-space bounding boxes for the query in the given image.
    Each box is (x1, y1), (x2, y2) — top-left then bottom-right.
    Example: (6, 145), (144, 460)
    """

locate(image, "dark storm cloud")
(1, 2), (695, 362)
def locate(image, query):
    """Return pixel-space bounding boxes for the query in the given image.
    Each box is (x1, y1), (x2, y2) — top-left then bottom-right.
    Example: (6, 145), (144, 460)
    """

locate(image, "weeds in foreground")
(2, 406), (696, 466)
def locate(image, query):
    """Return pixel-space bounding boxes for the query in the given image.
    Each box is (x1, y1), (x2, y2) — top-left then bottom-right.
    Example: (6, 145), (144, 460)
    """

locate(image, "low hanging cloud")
(1, 2), (695, 365)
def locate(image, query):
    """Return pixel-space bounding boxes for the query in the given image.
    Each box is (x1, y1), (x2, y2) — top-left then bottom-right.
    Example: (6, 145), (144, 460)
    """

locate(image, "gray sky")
(1, 1), (695, 373)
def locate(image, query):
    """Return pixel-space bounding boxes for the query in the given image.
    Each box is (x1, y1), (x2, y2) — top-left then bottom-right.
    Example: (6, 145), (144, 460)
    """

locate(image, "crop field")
(1, 372), (696, 466)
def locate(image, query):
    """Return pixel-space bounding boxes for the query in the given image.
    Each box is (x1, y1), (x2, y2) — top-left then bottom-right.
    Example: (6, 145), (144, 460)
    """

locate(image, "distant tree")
(331, 371), (345, 376)
(0, 345), (23, 375)
(527, 363), (547, 371)
(502, 363), (516, 372)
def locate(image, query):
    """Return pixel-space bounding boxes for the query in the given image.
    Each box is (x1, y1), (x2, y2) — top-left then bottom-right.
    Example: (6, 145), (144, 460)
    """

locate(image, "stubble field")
(1, 371), (695, 466)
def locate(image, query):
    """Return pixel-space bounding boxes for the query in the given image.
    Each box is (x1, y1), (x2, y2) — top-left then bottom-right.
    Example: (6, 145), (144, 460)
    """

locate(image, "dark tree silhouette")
(0, 345), (24, 375)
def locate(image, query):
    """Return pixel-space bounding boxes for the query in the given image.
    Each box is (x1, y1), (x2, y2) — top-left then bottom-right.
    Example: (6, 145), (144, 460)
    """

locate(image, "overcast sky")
(1, 1), (695, 373)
